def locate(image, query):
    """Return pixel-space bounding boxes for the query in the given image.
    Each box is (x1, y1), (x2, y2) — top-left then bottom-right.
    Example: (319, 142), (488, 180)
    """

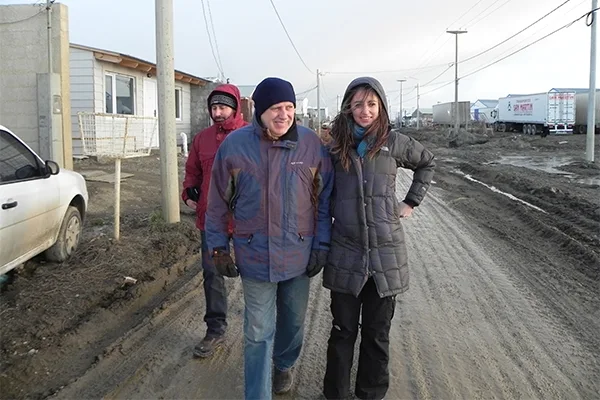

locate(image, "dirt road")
(1, 131), (599, 399)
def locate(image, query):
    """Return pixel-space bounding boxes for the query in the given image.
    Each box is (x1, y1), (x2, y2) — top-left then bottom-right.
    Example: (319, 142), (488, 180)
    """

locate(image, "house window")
(175, 88), (182, 120)
(105, 73), (135, 115)
(105, 75), (113, 114)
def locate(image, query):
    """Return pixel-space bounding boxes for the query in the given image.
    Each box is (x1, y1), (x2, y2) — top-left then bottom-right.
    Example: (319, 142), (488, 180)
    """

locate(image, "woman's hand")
(398, 202), (414, 218)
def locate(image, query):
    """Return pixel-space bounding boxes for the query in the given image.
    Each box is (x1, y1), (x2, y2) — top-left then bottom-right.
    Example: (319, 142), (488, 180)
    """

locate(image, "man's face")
(211, 104), (235, 122)
(260, 101), (295, 137)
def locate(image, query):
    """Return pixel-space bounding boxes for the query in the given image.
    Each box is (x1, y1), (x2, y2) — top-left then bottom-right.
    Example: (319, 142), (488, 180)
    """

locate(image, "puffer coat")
(323, 77), (436, 298)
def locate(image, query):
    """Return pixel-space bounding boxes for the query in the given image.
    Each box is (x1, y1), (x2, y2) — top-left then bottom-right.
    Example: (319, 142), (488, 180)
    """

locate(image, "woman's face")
(350, 88), (380, 128)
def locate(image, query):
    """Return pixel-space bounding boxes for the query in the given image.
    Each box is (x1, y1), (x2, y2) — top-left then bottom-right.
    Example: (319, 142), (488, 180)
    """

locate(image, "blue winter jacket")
(205, 117), (333, 282)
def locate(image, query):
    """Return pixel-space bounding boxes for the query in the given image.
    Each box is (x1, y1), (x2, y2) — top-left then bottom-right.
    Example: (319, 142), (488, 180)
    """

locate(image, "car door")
(0, 129), (60, 271)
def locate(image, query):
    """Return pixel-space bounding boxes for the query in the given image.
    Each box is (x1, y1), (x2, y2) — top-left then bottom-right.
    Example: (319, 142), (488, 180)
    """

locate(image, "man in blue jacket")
(206, 77), (333, 399)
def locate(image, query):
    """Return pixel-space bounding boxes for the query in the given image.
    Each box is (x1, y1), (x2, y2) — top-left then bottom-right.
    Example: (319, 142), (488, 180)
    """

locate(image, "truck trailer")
(492, 91), (576, 135)
(432, 101), (471, 127)
(574, 91), (600, 134)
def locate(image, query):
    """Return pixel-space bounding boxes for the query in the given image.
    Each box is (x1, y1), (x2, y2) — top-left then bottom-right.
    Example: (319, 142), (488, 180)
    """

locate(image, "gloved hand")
(212, 249), (239, 278)
(186, 187), (200, 202)
(306, 249), (328, 278)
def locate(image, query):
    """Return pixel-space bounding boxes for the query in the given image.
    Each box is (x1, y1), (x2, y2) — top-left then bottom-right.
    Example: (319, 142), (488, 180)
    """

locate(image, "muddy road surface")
(1, 132), (599, 399)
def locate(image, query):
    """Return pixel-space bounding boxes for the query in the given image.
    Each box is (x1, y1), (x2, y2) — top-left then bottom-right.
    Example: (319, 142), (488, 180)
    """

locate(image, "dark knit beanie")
(252, 77), (296, 119)
(209, 92), (238, 110)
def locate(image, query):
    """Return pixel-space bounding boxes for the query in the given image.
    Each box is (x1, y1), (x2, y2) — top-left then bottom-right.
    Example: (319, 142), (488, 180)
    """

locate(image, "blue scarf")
(353, 124), (369, 158)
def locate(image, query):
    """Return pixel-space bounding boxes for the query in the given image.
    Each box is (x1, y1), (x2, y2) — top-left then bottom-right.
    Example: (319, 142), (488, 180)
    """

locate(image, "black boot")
(273, 367), (294, 394)
(193, 334), (225, 358)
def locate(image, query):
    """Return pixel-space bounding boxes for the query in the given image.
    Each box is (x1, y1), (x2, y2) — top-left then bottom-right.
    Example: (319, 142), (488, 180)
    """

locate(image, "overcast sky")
(2, 0), (596, 117)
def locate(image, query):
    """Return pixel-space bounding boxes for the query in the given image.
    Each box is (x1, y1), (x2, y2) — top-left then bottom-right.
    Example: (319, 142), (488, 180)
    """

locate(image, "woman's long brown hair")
(329, 84), (390, 171)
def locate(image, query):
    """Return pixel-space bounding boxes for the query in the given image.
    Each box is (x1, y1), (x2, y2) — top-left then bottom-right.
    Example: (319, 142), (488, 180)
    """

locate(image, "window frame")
(175, 87), (183, 121)
(0, 130), (45, 185)
(105, 72), (136, 115)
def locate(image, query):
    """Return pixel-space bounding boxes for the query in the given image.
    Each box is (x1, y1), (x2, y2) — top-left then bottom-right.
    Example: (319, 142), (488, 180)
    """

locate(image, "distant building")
(307, 106), (329, 121)
(410, 108), (433, 126)
(470, 99), (498, 110)
(237, 85), (256, 99)
(234, 85), (256, 123)
(470, 99), (499, 122)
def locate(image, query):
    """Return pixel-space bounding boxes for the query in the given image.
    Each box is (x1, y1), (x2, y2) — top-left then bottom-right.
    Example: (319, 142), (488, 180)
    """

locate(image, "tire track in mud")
(392, 169), (598, 399)
(54, 170), (599, 400)
(54, 271), (247, 400)
(436, 167), (600, 363)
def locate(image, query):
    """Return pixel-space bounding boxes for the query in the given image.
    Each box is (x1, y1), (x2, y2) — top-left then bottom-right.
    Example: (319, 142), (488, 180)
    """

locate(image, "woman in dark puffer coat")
(322, 77), (436, 400)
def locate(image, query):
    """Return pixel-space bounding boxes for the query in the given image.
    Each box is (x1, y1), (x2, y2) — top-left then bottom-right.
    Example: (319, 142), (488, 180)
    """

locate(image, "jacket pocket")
(286, 165), (316, 235)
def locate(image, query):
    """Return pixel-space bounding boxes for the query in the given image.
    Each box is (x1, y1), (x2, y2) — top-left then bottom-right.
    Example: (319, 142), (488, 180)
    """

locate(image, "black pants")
(323, 278), (396, 400)
(200, 231), (227, 337)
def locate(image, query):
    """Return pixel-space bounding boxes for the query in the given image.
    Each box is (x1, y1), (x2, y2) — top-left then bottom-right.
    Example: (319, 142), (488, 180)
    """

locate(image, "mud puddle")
(487, 155), (600, 186)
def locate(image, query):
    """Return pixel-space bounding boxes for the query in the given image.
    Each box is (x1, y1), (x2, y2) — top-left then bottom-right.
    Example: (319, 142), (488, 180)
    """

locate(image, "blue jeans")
(200, 230), (227, 337)
(242, 274), (310, 400)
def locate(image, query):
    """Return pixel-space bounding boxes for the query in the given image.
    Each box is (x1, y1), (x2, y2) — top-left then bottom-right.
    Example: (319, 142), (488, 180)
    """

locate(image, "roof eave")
(71, 43), (209, 86)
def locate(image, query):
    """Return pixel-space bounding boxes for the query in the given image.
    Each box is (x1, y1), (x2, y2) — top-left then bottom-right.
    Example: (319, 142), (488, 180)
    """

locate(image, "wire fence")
(78, 113), (158, 158)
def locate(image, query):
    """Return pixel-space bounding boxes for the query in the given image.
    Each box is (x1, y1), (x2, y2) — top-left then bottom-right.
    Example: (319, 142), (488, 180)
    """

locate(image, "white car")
(0, 125), (88, 275)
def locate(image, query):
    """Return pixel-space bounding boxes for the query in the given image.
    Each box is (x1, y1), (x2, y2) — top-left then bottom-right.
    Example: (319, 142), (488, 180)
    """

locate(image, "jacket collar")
(252, 116), (298, 149)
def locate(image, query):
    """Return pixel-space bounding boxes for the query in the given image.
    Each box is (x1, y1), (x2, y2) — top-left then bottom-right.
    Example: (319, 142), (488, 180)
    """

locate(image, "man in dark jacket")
(181, 84), (248, 358)
(206, 77), (333, 399)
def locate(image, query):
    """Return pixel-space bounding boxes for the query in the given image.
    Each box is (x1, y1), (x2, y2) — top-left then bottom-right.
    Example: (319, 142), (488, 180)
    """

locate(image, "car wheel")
(45, 206), (82, 262)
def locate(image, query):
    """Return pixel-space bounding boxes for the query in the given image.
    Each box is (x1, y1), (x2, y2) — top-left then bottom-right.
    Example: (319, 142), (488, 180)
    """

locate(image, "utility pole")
(46, 0), (52, 75)
(317, 69), (321, 136)
(336, 95), (340, 114)
(447, 29), (468, 135)
(416, 83), (420, 130)
(45, 0), (54, 162)
(155, 0), (180, 223)
(397, 79), (406, 126)
(586, 0), (597, 163)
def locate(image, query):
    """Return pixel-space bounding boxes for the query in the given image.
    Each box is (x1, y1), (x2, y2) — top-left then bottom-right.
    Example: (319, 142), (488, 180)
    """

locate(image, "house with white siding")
(69, 43), (211, 156)
(470, 99), (499, 122)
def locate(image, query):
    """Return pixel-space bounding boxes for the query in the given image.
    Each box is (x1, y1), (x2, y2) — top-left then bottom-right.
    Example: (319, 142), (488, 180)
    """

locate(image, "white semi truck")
(491, 91), (576, 135)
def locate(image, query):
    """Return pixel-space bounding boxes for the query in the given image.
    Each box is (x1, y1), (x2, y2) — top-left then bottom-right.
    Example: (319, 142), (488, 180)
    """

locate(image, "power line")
(206, 0), (225, 76)
(403, 81), (455, 103)
(200, 0), (224, 78)
(422, 65), (454, 87)
(268, 0), (313, 74)
(324, 63), (448, 75)
(460, 0), (503, 27)
(414, 0), (486, 68)
(391, 63), (450, 100)
(453, 0), (488, 27)
(416, 37), (453, 70)
(461, 7), (597, 80)
(406, 80), (454, 101)
(390, 64), (453, 103)
(295, 85), (317, 97)
(466, 0), (517, 29)
(0, 5), (45, 25)
(493, 0), (587, 57)
(460, 0), (572, 64)
(399, 4), (596, 104)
